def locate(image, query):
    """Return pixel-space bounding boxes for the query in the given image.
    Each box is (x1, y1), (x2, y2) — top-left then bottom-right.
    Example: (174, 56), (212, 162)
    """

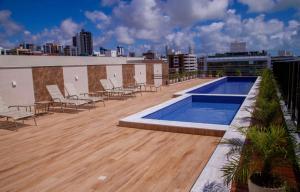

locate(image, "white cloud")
(164, 0), (229, 26)
(196, 10), (300, 54)
(238, 0), (300, 12)
(101, 0), (120, 6)
(112, 0), (170, 42)
(25, 18), (81, 45)
(165, 30), (195, 49)
(115, 26), (135, 44)
(0, 10), (22, 35)
(60, 18), (80, 37)
(0, 10), (23, 48)
(85, 10), (110, 23)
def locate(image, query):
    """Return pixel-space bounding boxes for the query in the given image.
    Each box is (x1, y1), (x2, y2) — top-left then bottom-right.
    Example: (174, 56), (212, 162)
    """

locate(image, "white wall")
(134, 64), (146, 83)
(153, 63), (162, 86)
(106, 65), (123, 87)
(63, 66), (88, 96)
(0, 68), (35, 105)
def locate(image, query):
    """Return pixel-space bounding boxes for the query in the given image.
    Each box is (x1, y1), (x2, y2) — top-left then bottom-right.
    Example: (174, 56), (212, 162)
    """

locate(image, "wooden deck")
(0, 79), (221, 192)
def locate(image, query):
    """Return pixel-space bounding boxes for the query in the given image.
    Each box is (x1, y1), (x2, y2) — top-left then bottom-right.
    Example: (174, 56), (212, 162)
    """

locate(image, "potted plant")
(217, 70), (224, 77)
(221, 125), (290, 192)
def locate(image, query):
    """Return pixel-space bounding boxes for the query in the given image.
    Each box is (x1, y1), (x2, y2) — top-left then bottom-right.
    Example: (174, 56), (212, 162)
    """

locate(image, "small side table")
(34, 101), (52, 114)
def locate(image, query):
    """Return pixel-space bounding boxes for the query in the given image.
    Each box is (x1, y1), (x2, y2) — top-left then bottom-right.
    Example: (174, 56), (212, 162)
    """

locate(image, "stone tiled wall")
(32, 67), (64, 101)
(162, 63), (169, 85)
(122, 64), (135, 87)
(87, 65), (106, 92)
(146, 63), (154, 85)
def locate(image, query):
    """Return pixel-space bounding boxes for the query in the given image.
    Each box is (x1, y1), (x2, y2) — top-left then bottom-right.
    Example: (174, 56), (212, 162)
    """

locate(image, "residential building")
(99, 47), (107, 55)
(105, 50), (117, 57)
(278, 50), (293, 57)
(168, 53), (197, 73)
(143, 50), (157, 60)
(128, 52), (136, 57)
(73, 29), (93, 56)
(43, 43), (63, 55)
(230, 41), (247, 53)
(0, 47), (8, 55)
(20, 43), (35, 51)
(204, 50), (271, 76)
(64, 45), (77, 56)
(117, 46), (124, 57)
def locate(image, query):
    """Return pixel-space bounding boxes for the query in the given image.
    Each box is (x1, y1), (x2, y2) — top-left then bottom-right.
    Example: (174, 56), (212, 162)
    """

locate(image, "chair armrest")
(80, 92), (89, 96)
(53, 98), (62, 102)
(68, 95), (79, 99)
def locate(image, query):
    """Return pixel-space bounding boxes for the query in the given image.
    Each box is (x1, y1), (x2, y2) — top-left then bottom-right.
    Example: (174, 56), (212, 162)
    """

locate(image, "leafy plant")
(217, 70), (224, 77)
(221, 125), (290, 187)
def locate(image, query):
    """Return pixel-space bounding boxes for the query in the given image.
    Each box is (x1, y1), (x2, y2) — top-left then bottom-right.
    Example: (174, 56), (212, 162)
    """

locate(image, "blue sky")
(0, 0), (300, 55)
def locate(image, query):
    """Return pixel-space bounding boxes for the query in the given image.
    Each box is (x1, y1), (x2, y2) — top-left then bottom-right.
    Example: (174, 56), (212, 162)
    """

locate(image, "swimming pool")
(120, 76), (260, 136)
(175, 76), (257, 96)
(144, 95), (245, 125)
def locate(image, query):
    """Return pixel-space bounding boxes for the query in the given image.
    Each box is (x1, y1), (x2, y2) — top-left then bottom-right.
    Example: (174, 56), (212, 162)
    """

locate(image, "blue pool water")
(188, 77), (257, 95)
(143, 95), (245, 125)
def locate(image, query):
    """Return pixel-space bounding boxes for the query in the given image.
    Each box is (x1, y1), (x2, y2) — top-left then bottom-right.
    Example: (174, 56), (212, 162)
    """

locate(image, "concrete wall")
(134, 64), (146, 83)
(106, 65), (123, 87)
(63, 66), (88, 95)
(0, 55), (143, 68)
(0, 56), (167, 104)
(0, 68), (35, 105)
(154, 63), (162, 86)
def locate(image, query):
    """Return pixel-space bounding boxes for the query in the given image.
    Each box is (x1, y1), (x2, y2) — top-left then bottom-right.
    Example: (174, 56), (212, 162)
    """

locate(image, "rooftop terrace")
(0, 79), (221, 192)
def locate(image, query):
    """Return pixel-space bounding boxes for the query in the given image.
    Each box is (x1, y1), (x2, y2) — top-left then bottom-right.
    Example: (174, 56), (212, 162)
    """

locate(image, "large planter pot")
(248, 175), (285, 192)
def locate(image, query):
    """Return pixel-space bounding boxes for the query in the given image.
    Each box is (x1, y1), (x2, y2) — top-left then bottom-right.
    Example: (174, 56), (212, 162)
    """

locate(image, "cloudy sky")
(0, 0), (300, 55)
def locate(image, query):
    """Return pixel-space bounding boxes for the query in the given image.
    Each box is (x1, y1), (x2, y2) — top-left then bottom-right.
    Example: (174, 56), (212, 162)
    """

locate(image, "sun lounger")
(64, 83), (105, 107)
(134, 76), (161, 92)
(109, 78), (141, 95)
(46, 85), (90, 111)
(0, 96), (37, 127)
(99, 79), (133, 99)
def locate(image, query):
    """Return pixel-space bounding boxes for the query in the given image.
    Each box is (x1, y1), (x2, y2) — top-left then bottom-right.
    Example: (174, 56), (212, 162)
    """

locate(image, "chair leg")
(33, 117), (37, 126)
(14, 119), (17, 129)
(103, 100), (105, 107)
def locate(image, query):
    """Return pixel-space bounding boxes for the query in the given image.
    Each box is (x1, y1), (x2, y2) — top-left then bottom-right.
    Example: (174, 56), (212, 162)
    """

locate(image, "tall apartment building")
(230, 41), (247, 53)
(43, 43), (63, 55)
(168, 53), (197, 73)
(117, 46), (124, 57)
(63, 45), (77, 56)
(73, 29), (93, 56)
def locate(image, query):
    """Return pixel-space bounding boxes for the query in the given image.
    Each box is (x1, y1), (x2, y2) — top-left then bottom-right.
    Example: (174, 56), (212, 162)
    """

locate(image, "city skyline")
(0, 0), (300, 55)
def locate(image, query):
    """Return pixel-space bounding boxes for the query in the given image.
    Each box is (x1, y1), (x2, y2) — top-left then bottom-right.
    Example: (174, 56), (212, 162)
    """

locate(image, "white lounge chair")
(46, 85), (90, 111)
(64, 83), (105, 107)
(109, 78), (141, 95)
(99, 79), (133, 99)
(134, 76), (161, 92)
(0, 96), (36, 128)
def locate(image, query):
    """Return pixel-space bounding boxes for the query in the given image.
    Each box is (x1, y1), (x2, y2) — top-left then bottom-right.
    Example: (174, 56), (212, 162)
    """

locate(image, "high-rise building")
(64, 45), (77, 56)
(230, 41), (247, 53)
(117, 46), (124, 57)
(73, 29), (93, 56)
(104, 50), (117, 57)
(168, 53), (197, 73)
(20, 43), (36, 51)
(188, 45), (194, 54)
(43, 43), (63, 55)
(143, 50), (157, 60)
(278, 50), (293, 57)
(99, 47), (107, 55)
(128, 52), (135, 57)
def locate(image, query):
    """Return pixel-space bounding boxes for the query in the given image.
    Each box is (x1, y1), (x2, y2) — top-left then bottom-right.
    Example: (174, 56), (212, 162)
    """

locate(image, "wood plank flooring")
(0, 78), (220, 192)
